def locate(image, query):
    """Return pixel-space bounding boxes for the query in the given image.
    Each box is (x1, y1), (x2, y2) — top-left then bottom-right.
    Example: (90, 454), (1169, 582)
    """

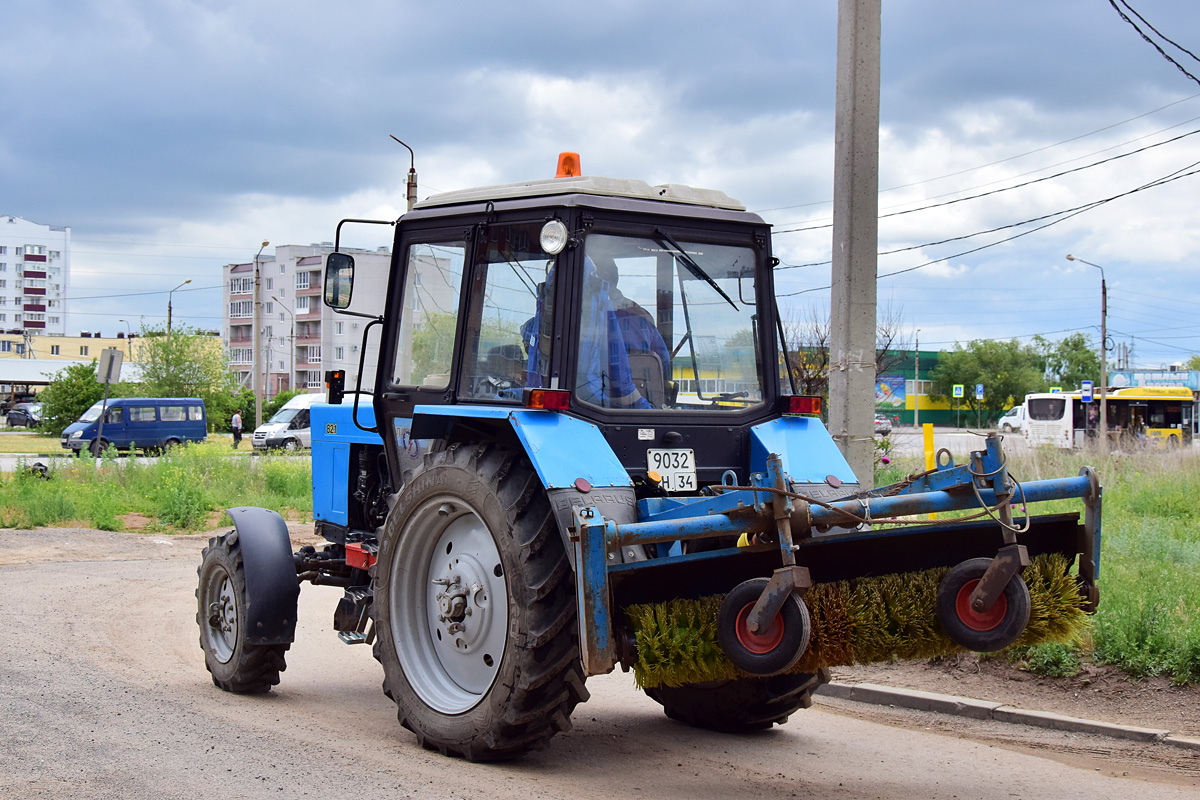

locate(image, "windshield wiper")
(654, 228), (737, 311)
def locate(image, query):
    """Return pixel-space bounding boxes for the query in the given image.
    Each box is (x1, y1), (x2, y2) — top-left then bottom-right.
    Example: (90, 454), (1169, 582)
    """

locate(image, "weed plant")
(879, 443), (1200, 684)
(0, 441), (312, 532)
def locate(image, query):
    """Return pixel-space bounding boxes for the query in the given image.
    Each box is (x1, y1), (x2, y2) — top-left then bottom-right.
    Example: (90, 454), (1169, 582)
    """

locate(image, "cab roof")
(414, 175), (746, 212)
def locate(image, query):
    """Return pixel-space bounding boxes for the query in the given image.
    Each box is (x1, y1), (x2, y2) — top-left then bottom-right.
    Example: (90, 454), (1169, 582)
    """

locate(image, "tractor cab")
(325, 162), (850, 501)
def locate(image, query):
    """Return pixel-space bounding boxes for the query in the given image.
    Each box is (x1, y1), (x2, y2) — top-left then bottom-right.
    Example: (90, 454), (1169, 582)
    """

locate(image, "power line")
(773, 125), (1200, 235)
(1109, 0), (1200, 88)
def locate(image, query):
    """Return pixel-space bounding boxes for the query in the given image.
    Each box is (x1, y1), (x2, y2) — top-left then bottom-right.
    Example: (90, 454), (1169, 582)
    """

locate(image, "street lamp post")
(913, 328), (921, 429)
(167, 279), (192, 334)
(1066, 254), (1108, 451)
(272, 295), (295, 396)
(117, 318), (133, 359)
(253, 240), (270, 429)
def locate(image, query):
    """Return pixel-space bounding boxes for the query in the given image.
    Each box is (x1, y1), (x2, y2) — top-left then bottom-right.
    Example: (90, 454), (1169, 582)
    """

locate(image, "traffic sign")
(975, 383), (984, 400)
(1050, 387), (1062, 394)
(952, 384), (964, 398)
(1081, 380), (1094, 403)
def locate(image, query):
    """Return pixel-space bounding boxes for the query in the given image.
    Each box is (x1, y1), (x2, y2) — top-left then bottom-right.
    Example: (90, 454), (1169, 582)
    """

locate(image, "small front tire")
(645, 671), (826, 732)
(196, 531), (289, 693)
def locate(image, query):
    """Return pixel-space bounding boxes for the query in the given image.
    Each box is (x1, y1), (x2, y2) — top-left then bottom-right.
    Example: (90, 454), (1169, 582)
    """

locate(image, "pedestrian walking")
(232, 409), (243, 449)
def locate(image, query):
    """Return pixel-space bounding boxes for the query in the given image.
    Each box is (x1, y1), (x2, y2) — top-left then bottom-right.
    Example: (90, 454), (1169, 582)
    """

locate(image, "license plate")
(647, 448), (696, 492)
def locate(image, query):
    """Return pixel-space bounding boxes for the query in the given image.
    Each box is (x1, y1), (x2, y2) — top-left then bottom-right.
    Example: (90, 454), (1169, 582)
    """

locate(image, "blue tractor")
(197, 157), (1101, 761)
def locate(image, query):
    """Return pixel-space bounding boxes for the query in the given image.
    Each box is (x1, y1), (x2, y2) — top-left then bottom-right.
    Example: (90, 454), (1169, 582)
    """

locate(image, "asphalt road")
(0, 528), (1196, 799)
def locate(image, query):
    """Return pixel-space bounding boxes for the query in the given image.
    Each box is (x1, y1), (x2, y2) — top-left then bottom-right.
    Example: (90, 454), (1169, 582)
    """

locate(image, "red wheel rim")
(734, 602), (785, 654)
(955, 579), (1007, 631)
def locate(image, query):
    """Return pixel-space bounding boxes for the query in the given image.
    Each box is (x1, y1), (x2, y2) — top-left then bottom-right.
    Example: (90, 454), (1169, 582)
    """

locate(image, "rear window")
(130, 406), (156, 423)
(1028, 398), (1066, 421)
(188, 405), (204, 421)
(161, 405), (186, 422)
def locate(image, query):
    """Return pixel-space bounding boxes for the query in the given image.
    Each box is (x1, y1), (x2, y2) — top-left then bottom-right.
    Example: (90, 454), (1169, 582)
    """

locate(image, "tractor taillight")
(523, 388), (571, 411)
(784, 395), (822, 416)
(555, 152), (582, 178)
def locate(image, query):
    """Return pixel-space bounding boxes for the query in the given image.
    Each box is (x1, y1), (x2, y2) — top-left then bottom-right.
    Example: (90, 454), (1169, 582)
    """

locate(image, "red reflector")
(345, 542), (377, 570)
(785, 395), (822, 415)
(524, 388), (571, 410)
(555, 152), (582, 178)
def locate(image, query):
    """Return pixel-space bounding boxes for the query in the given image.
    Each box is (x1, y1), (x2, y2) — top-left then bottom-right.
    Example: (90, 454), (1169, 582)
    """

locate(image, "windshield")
(78, 401), (106, 423)
(575, 233), (762, 412)
(268, 407), (301, 424)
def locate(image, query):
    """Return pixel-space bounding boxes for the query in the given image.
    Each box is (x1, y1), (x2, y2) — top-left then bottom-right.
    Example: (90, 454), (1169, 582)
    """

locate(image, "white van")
(252, 393), (320, 451)
(998, 403), (1026, 434)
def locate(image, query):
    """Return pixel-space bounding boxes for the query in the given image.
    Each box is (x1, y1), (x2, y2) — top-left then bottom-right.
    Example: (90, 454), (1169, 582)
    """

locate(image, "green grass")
(0, 441), (310, 532)
(878, 444), (1200, 684)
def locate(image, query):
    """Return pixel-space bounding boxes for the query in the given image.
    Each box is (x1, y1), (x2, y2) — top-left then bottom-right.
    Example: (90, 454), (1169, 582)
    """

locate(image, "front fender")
(226, 506), (300, 645)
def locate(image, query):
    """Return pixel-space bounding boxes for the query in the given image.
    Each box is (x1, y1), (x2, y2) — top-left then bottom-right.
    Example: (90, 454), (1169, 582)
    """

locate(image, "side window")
(188, 406), (204, 421)
(129, 406), (156, 423)
(106, 407), (124, 424)
(294, 409), (310, 428)
(392, 241), (466, 388)
(160, 405), (186, 422)
(460, 223), (553, 401)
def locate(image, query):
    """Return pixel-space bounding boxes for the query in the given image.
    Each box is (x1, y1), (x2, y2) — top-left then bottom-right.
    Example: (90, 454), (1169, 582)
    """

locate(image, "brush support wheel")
(717, 578), (810, 676)
(936, 557), (1031, 652)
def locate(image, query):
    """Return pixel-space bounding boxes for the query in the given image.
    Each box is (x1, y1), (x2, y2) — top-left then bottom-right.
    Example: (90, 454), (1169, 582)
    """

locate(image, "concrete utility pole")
(1067, 254), (1108, 451)
(829, 0), (882, 489)
(253, 240), (269, 428)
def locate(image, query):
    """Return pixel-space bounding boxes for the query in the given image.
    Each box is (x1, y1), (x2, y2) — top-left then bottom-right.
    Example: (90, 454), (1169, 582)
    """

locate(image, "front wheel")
(1001, 424), (1013, 433)
(371, 442), (588, 761)
(283, 438), (299, 452)
(935, 557), (1031, 652)
(196, 531), (289, 692)
(644, 672), (826, 732)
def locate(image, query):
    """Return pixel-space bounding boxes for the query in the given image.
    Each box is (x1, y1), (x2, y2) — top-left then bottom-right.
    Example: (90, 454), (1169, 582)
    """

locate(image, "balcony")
(22, 254), (47, 263)
(22, 270), (45, 279)
(23, 287), (45, 296)
(22, 320), (45, 329)
(22, 303), (46, 313)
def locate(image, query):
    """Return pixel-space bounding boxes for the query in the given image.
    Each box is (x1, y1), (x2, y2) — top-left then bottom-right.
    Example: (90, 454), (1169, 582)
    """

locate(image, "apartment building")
(0, 216), (71, 336)
(223, 244), (390, 397)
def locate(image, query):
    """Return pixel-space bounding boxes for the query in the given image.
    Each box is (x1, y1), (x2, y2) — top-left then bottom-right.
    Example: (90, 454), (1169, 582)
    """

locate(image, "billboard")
(876, 375), (906, 407)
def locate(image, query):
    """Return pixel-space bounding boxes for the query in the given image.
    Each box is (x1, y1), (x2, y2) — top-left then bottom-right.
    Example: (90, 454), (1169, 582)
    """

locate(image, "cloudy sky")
(5, 0), (1200, 369)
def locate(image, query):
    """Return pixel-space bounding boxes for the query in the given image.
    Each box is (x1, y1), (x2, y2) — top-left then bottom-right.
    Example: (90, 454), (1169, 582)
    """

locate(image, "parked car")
(7, 402), (42, 428)
(61, 397), (207, 455)
(874, 414), (893, 436)
(997, 403), (1026, 434)
(253, 393), (319, 451)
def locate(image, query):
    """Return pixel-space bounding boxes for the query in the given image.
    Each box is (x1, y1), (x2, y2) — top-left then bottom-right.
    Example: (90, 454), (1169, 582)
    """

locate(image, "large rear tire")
(644, 671), (826, 732)
(371, 442), (588, 761)
(196, 531), (289, 693)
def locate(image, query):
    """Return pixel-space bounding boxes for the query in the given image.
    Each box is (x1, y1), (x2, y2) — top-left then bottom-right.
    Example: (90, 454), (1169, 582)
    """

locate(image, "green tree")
(1033, 333), (1100, 390)
(137, 324), (235, 397)
(1186, 354), (1200, 371)
(929, 339), (1046, 422)
(39, 361), (106, 436)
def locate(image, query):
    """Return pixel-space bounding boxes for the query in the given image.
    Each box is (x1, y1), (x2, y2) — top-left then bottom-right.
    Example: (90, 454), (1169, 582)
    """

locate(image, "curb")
(818, 682), (1196, 750)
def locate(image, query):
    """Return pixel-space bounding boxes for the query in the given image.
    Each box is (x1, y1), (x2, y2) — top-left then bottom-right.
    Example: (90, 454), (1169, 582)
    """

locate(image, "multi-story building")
(0, 216), (71, 337)
(223, 244), (390, 398)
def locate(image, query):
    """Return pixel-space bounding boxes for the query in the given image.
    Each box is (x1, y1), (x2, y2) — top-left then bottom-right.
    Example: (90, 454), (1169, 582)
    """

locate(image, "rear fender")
(409, 406), (637, 568)
(225, 506), (300, 645)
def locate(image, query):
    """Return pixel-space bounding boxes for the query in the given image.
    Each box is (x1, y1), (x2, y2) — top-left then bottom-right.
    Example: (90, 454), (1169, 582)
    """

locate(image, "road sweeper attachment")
(197, 158), (1100, 761)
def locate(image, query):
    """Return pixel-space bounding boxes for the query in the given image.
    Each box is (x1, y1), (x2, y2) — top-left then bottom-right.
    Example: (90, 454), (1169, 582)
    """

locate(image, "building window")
(229, 347), (252, 364)
(0, 247), (5, 254)
(306, 346), (321, 363)
(279, 312), (285, 322)
(0, 263), (5, 271)
(0, 341), (10, 353)
(48, 316), (59, 324)
(278, 287), (286, 298)
(230, 277), (253, 294)
(335, 321), (344, 335)
(80, 345), (89, 356)
(295, 296), (310, 313)
(280, 263), (285, 274)
(49, 250), (60, 259)
(229, 300), (253, 318)
(266, 277), (273, 290)
(25, 313), (44, 322)
(295, 272), (311, 290)
(334, 346), (344, 360)
(50, 345), (60, 355)
(265, 301), (273, 314)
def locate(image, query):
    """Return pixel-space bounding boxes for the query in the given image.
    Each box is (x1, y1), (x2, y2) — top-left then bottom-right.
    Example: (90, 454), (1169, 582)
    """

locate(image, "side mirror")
(324, 252), (355, 309)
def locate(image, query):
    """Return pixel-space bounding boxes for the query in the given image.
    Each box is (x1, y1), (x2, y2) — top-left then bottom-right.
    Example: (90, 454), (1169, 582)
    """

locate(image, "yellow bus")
(1025, 386), (1194, 449)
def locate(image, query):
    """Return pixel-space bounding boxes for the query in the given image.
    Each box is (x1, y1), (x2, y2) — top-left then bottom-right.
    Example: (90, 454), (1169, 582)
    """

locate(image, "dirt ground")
(835, 652), (1200, 739)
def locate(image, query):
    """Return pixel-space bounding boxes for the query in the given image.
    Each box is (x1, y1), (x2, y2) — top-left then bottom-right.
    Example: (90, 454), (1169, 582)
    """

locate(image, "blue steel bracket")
(573, 506), (617, 676)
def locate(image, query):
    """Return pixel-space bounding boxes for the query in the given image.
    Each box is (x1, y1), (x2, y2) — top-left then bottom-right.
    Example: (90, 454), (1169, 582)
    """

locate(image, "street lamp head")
(262, 240), (270, 248)
(1066, 254), (1076, 261)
